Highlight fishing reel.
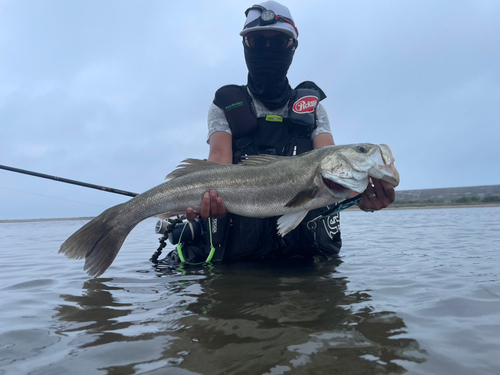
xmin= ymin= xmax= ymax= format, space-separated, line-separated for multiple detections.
xmin=155 ymin=216 xmax=202 ymax=245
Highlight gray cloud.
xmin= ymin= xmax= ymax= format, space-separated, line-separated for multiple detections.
xmin=1 ymin=0 xmax=499 ymax=219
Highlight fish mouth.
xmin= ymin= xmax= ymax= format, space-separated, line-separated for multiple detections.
xmin=369 ymin=145 xmax=400 ymax=187
xmin=369 ymin=163 xmax=400 ymax=187
xmin=322 ymin=177 xmax=350 ymax=194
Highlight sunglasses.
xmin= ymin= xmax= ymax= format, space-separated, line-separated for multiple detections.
xmin=244 ymin=34 xmax=294 ymax=52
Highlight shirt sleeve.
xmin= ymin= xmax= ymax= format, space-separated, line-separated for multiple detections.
xmin=311 ymin=102 xmax=332 ymax=139
xmin=207 ymin=103 xmax=232 ymax=144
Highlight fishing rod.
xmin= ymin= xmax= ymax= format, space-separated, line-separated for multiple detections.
xmin=0 ymin=164 xmax=139 ymax=198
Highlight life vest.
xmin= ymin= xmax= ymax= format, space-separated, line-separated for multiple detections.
xmin=213 ymin=81 xmax=326 ymax=162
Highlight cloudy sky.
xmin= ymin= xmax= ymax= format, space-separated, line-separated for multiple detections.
xmin=1 ymin=0 xmax=499 ymax=220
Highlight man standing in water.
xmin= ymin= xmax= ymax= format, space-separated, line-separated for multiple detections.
xmin=181 ymin=1 xmax=395 ymax=262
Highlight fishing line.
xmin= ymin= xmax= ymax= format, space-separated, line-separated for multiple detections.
xmin=0 ymin=185 xmax=109 ymax=208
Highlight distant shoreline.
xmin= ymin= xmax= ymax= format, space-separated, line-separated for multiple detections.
xmin=346 ymin=202 xmax=500 ymax=211
xmin=0 ymin=217 xmax=95 ymax=223
xmin=1 ymin=203 xmax=499 ymax=223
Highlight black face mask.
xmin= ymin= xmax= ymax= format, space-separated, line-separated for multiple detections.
xmin=244 ymin=41 xmax=297 ymax=110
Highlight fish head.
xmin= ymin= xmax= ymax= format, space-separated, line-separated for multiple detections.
xmin=319 ymin=143 xmax=400 ymax=195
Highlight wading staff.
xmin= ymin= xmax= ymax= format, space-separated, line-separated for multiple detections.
xmin=0 ymin=164 xmax=139 ymax=197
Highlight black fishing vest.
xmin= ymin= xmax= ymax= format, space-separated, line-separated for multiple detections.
xmin=213 ymin=81 xmax=326 ymax=162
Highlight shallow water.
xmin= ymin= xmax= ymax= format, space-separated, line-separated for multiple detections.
xmin=0 ymin=207 xmax=499 ymax=375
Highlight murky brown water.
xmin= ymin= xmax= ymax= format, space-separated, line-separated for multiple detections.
xmin=1 ymin=207 xmax=499 ymax=374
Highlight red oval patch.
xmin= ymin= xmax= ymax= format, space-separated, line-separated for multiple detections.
xmin=293 ymin=96 xmax=318 ymax=114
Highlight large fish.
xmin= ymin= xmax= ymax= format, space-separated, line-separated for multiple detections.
xmin=60 ymin=143 xmax=399 ymax=277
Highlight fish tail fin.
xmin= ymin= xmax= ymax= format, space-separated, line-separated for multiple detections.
xmin=59 ymin=202 xmax=135 ymax=277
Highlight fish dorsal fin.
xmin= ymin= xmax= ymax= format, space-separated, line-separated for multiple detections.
xmin=165 ymin=159 xmax=227 ymax=180
xmin=241 ymin=154 xmax=287 ymax=167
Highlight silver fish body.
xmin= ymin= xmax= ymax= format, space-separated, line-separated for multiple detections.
xmin=60 ymin=143 xmax=399 ymax=277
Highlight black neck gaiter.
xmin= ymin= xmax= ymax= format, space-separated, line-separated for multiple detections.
xmin=244 ymin=43 xmax=296 ymax=111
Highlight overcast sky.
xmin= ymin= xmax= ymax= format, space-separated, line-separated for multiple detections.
xmin=1 ymin=0 xmax=499 ymax=220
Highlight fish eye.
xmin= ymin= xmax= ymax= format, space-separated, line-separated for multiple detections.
xmin=357 ymin=146 xmax=367 ymax=153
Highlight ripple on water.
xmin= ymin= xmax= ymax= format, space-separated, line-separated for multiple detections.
xmin=0 ymin=329 xmax=60 ymax=366
xmin=2 ymin=279 xmax=57 ymax=291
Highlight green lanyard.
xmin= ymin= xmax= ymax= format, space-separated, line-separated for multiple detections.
xmin=176 ymin=218 xmax=216 ymax=265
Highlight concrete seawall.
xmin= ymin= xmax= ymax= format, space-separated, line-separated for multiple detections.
xmin=395 ymin=184 xmax=500 ymax=203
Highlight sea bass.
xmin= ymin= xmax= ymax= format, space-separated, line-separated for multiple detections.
xmin=60 ymin=143 xmax=399 ymax=277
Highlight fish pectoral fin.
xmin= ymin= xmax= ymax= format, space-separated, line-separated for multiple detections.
xmin=277 ymin=211 xmax=309 ymax=237
xmin=285 ymin=186 xmax=319 ymax=208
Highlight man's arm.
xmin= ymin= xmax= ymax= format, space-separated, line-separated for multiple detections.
xmin=185 ymin=132 xmax=231 ymax=221
xmin=312 ymin=132 xmax=334 ymax=149
xmin=207 ymin=131 xmax=233 ymax=164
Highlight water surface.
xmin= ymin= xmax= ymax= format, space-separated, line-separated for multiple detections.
xmin=1 ymin=207 xmax=499 ymax=374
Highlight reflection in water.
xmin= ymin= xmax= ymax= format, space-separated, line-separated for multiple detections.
xmin=55 ymin=279 xmax=134 ymax=348
xmin=53 ymin=258 xmax=426 ymax=374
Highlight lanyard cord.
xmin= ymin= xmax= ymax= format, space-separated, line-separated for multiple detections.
xmin=176 ymin=218 xmax=216 ymax=265
xmin=307 ymin=194 xmax=362 ymax=230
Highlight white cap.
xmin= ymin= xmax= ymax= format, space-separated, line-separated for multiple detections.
xmin=240 ymin=1 xmax=298 ymax=39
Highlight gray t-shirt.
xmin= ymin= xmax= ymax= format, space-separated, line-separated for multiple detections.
xmin=207 ymin=89 xmax=332 ymax=143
